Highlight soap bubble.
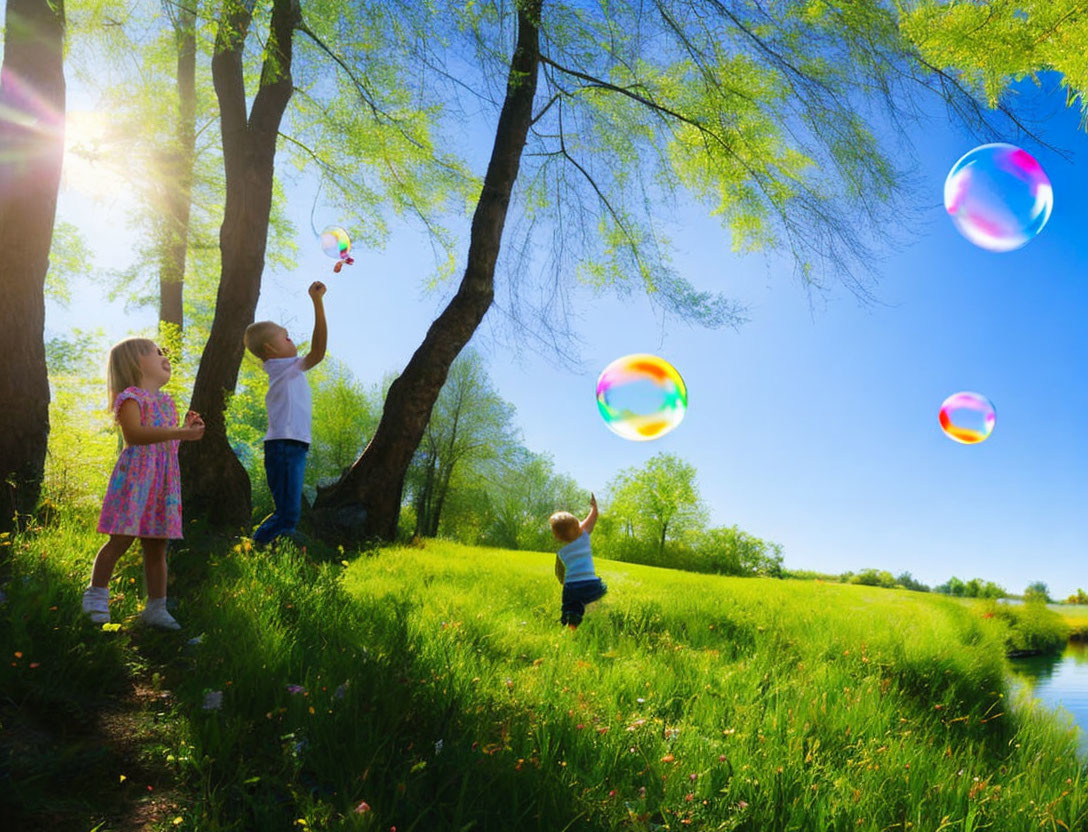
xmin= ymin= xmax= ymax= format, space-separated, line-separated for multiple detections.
xmin=320 ymin=226 xmax=351 ymax=260
xmin=596 ymin=354 xmax=687 ymax=441
xmin=944 ymin=143 xmax=1052 ymax=252
xmin=939 ymin=392 xmax=995 ymax=444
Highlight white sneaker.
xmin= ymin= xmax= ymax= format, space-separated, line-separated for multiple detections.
xmin=140 ymin=598 xmax=181 ymax=630
xmin=82 ymin=587 xmax=110 ymax=624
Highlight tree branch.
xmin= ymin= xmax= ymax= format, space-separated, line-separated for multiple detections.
xmin=540 ymin=55 xmax=686 ymax=124
xmin=909 ymin=52 xmax=1068 ymax=160
xmin=211 ymin=0 xmax=254 ymax=168
xmin=295 ymin=18 xmax=420 ymax=147
xmin=249 ymin=0 xmax=300 ymax=137
xmin=530 ymin=91 xmax=562 ymax=126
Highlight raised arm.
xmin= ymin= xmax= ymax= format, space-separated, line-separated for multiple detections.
xmin=301 ymin=281 xmax=327 ymax=371
xmin=117 ymin=400 xmax=204 ymax=446
xmin=579 ymin=492 xmax=598 ymax=536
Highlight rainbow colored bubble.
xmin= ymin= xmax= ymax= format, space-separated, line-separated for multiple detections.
xmin=596 ymin=354 xmax=687 ymax=441
xmin=320 ymin=226 xmax=352 ymax=260
xmin=939 ymin=392 xmax=995 ymax=444
xmin=944 ymin=143 xmax=1052 ymax=252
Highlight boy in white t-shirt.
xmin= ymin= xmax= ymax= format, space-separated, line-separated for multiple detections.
xmin=243 ymin=281 xmax=327 ymax=546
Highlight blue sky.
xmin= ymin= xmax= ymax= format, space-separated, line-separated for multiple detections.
xmin=49 ymin=69 xmax=1087 ymax=598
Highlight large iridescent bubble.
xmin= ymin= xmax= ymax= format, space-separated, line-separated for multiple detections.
xmin=596 ymin=354 xmax=687 ymax=441
xmin=939 ymin=392 xmax=995 ymax=445
xmin=944 ymin=143 xmax=1052 ymax=252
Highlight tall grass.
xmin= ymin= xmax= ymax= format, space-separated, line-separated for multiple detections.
xmin=2 ymin=523 xmax=1086 ymax=831
xmin=1052 ymin=606 xmax=1088 ymax=641
xmin=973 ymin=600 xmax=1071 ymax=654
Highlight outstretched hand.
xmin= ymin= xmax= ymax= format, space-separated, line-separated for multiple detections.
xmin=309 ymin=280 xmax=327 ymax=300
xmin=184 ymin=411 xmax=205 ymax=440
xmin=589 ymin=492 xmax=597 ymax=511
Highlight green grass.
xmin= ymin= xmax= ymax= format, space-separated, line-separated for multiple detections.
xmin=1057 ymin=608 xmax=1088 ymax=641
xmin=979 ymin=601 xmax=1072 ymax=655
xmin=2 ymin=521 xmax=1087 ymax=831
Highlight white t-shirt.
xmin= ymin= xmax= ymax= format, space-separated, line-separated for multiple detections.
xmin=558 ymin=531 xmax=597 ymax=583
xmin=263 ymin=357 xmax=311 ymax=443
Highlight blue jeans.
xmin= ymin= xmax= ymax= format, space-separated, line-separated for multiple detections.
xmin=253 ymin=439 xmax=308 ymax=545
xmin=560 ymin=578 xmax=608 ymax=626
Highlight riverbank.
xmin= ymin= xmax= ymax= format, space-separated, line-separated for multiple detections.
xmin=1008 ymin=641 xmax=1088 ymax=758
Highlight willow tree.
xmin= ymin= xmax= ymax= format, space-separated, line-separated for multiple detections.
xmin=172 ymin=0 xmax=302 ymax=526
xmin=0 ymin=0 xmax=65 ymax=532
xmin=92 ymin=0 xmax=202 ymax=331
xmin=312 ymin=0 xmax=1053 ymax=543
xmin=901 ymin=0 xmax=1088 ymax=117
xmin=156 ymin=0 xmax=198 ymax=332
xmin=62 ymin=0 xmax=208 ymax=339
xmin=177 ymin=0 xmax=466 ymax=528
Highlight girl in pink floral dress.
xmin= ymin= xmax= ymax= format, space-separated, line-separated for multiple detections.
xmin=81 ymin=338 xmax=205 ymax=629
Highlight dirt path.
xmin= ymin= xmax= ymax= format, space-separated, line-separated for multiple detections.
xmin=3 ymin=636 xmax=188 ymax=832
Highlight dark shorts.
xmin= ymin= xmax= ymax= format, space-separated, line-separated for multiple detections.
xmin=560 ymin=578 xmax=608 ymax=626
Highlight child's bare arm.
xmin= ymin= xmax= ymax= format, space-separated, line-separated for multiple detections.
xmin=301 ymin=281 xmax=327 ymax=371
xmin=554 ymin=556 xmax=565 ymax=584
xmin=117 ymin=400 xmax=203 ymax=445
xmin=579 ymin=492 xmax=599 ymax=536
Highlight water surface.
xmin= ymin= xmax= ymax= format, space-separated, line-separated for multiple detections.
xmin=1009 ymin=640 xmax=1088 ymax=756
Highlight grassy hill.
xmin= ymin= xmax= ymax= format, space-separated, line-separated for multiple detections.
xmin=2 ymin=523 xmax=1086 ymax=831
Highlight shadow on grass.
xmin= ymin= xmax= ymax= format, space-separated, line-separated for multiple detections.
xmin=158 ymin=532 xmax=621 ymax=831
xmin=0 ymin=537 xmax=182 ymax=832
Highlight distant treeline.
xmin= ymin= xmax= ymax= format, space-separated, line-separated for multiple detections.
xmin=782 ymin=570 xmax=1085 ymax=606
xmin=39 ymin=338 xmax=1079 ymax=596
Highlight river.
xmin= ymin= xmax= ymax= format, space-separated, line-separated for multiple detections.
xmin=1008 ymin=640 xmax=1088 ymax=756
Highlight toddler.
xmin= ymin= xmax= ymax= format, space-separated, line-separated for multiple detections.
xmin=243 ymin=281 xmax=327 ymax=546
xmin=82 ymin=338 xmax=205 ymax=629
xmin=551 ymin=493 xmax=608 ymax=628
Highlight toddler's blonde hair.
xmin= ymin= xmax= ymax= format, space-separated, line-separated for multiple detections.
xmin=244 ymin=321 xmax=281 ymax=360
xmin=549 ymin=511 xmax=580 ymax=543
xmin=106 ymin=337 xmax=156 ymax=410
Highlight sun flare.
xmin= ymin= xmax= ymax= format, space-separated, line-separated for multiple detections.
xmin=62 ymin=109 xmax=137 ymax=206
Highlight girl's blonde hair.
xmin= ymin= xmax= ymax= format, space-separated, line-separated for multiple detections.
xmin=106 ymin=337 xmax=156 ymax=409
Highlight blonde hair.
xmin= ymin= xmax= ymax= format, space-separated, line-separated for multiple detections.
xmin=106 ymin=337 xmax=156 ymax=409
xmin=549 ymin=511 xmax=580 ymax=543
xmin=244 ymin=321 xmax=281 ymax=360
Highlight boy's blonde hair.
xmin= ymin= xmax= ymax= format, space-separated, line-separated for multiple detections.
xmin=244 ymin=321 xmax=281 ymax=359
xmin=106 ymin=337 xmax=156 ymax=409
xmin=549 ymin=511 xmax=580 ymax=543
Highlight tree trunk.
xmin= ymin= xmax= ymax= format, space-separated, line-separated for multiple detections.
xmin=659 ymin=520 xmax=668 ymax=559
xmin=430 ymin=461 xmax=456 ymax=537
xmin=178 ymin=0 xmax=299 ymax=530
xmin=157 ymin=3 xmax=197 ymax=332
xmin=430 ymin=390 xmax=464 ymax=537
xmin=312 ymin=0 xmax=542 ymax=544
xmin=413 ymin=449 xmax=436 ymax=538
xmin=0 ymin=0 xmax=65 ymax=532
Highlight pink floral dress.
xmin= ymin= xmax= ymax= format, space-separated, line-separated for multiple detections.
xmin=97 ymin=387 xmax=183 ymax=539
